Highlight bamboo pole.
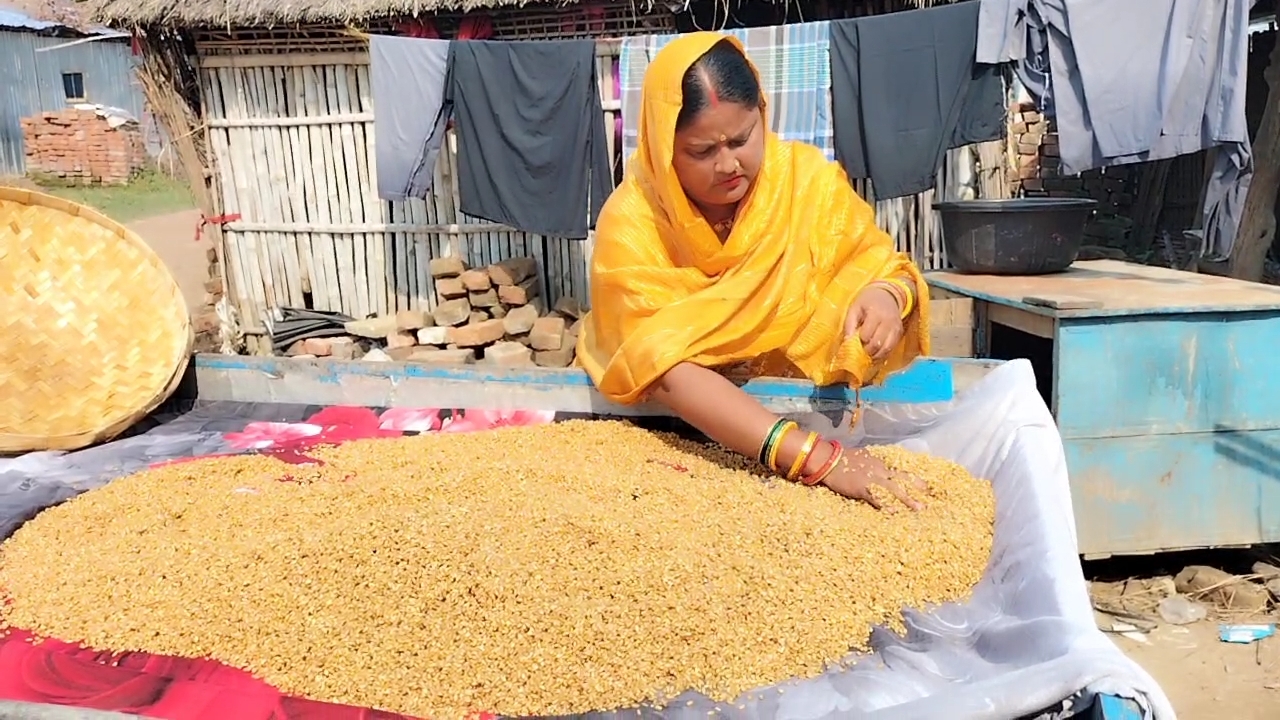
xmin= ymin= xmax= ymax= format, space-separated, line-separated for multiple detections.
xmin=208 ymin=113 xmax=374 ymax=128
xmin=320 ymin=65 xmax=357 ymax=316
xmin=266 ymin=65 xmax=307 ymax=306
xmin=349 ymin=63 xmax=385 ymax=315
xmin=249 ymin=65 xmax=297 ymax=309
xmin=362 ymin=64 xmax=391 ymax=317
xmin=199 ymin=69 xmax=243 ymax=311
xmin=333 ymin=64 xmax=370 ymax=319
xmin=280 ymin=66 xmax=314 ymax=298
xmin=292 ymin=65 xmax=330 ymax=309
xmin=220 ymin=66 xmax=271 ymax=340
xmin=304 ymin=64 xmax=343 ymax=312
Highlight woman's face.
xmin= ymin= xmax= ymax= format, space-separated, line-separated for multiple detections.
xmin=672 ymin=101 xmax=765 ymax=212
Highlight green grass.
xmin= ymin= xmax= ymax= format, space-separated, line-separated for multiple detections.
xmin=31 ymin=169 xmax=195 ymax=223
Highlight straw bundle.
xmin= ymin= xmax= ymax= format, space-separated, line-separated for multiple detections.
xmin=0 ymin=187 xmax=191 ymax=454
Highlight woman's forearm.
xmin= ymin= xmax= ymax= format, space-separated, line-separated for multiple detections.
xmin=649 ymin=362 xmax=826 ymax=476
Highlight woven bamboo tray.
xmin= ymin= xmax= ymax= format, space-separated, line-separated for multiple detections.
xmin=0 ymin=187 xmax=192 ymax=454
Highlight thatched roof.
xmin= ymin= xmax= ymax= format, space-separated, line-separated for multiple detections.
xmin=86 ymin=0 xmax=654 ymax=27
xmin=86 ymin=0 xmax=953 ymax=32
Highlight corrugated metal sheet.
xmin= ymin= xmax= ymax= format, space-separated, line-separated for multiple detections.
xmin=0 ymin=7 xmax=61 ymax=31
xmin=0 ymin=30 xmax=148 ymax=175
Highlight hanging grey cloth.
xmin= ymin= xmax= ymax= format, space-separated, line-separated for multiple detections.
xmin=369 ymin=35 xmax=452 ymax=202
xmin=831 ymin=0 xmax=1005 ymax=201
xmin=445 ymin=39 xmax=613 ymax=239
xmin=976 ymin=0 xmax=1256 ymax=259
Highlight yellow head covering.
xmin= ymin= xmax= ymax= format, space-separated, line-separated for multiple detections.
xmin=577 ymin=32 xmax=930 ymax=405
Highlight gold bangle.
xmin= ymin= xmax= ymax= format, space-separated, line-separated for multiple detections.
xmin=870 ymin=280 xmax=906 ymax=311
xmin=882 ymin=277 xmax=916 ymax=319
xmin=786 ymin=431 xmax=820 ymax=481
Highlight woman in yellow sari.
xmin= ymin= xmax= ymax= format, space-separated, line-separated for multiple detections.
xmin=577 ymin=33 xmax=931 ymax=509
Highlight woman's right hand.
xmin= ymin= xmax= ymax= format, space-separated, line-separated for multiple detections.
xmin=818 ymin=448 xmax=926 ymax=511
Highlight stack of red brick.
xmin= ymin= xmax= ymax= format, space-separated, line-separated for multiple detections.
xmin=1008 ymin=103 xmax=1073 ymax=196
xmin=21 ymin=109 xmax=146 ymax=185
xmin=191 ymin=245 xmax=225 ymax=353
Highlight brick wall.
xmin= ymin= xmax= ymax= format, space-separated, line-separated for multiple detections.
xmin=192 ymin=243 xmax=225 ymax=353
xmin=21 ymin=109 xmax=147 ymax=185
xmin=1007 ymin=101 xmax=1140 ymax=251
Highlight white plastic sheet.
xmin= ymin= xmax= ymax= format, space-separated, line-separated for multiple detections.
xmin=0 ymin=361 xmax=1175 ymax=719
xmin=713 ymin=358 xmax=1177 ymax=719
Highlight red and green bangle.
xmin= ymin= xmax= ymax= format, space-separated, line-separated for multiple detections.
xmin=757 ymin=418 xmax=794 ymax=470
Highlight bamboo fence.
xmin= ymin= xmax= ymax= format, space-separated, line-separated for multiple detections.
xmin=199 ymin=49 xmax=621 ymax=343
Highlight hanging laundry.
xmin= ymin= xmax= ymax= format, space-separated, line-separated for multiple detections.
xmin=369 ymin=35 xmax=451 ymax=202
xmin=976 ymin=0 xmax=1255 ymax=259
xmin=445 ymin=39 xmax=612 ymax=239
xmin=830 ymin=0 xmax=1005 ymax=201
xmin=619 ymin=22 xmax=833 ymax=169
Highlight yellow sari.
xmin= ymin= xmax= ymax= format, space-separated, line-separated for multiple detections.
xmin=576 ymin=32 xmax=931 ymax=405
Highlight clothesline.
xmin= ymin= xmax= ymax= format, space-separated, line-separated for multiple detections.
xmin=345 ymin=25 xmax=625 ymax=56
xmin=367 ymin=3 xmax=1005 ymax=241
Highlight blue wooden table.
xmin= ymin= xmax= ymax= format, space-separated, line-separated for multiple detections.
xmin=928 ymin=259 xmax=1280 ymax=558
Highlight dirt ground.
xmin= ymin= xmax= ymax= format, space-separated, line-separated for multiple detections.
xmin=127 ymin=207 xmax=210 ymax=311
xmin=1112 ymin=619 xmax=1279 ymax=718
xmin=1088 ymin=550 xmax=1280 ymax=718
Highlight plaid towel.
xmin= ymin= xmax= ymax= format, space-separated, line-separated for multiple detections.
xmin=620 ymin=22 xmax=833 ymax=170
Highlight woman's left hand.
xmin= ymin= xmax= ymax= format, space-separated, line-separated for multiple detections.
xmin=845 ymin=285 xmax=903 ymax=361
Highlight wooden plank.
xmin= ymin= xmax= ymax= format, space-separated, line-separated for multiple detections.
xmin=928 ymin=287 xmax=966 ymax=302
xmin=930 ymin=297 xmax=974 ymax=327
xmin=1056 ymin=311 xmax=1280 ymax=438
xmin=1022 ymin=294 xmax=1104 ymax=310
xmin=929 ymin=327 xmax=974 ymax=358
xmin=929 ymin=260 xmax=1280 ymax=316
xmin=208 ymin=113 xmax=374 ymax=128
xmin=226 ymin=221 xmax=517 ymax=235
xmin=988 ymin=302 xmax=1055 ymax=339
xmin=928 ymin=297 xmax=976 ymax=358
xmin=1066 ymin=430 xmax=1280 ymax=556
xmin=201 ymin=52 xmax=369 ymax=68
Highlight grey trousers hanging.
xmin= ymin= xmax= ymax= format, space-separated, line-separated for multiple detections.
xmin=445 ymin=39 xmax=613 ymax=239
xmin=976 ymin=0 xmax=1255 ymax=259
xmin=369 ymin=35 xmax=452 ymax=202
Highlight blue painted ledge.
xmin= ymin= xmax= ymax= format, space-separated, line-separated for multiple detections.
xmin=192 ymin=355 xmax=1000 ymax=413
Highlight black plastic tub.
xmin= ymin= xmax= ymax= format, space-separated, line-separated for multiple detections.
xmin=934 ymin=198 xmax=1099 ymax=275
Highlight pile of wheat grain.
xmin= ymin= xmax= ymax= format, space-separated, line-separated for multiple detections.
xmin=0 ymin=420 xmax=994 ymax=719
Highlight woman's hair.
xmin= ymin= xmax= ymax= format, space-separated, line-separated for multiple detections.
xmin=675 ymin=39 xmax=762 ymax=130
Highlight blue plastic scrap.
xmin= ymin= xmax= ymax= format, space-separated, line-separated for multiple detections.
xmin=1218 ymin=624 xmax=1276 ymax=644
